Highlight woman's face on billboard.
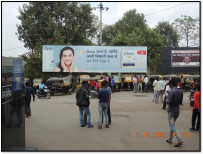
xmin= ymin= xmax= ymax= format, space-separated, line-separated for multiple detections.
xmin=62 ymin=50 xmax=74 ymax=66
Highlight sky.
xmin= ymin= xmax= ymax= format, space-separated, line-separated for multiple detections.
xmin=2 ymin=1 xmax=200 ymax=57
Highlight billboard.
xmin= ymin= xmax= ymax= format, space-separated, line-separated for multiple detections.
xmin=42 ymin=45 xmax=147 ymax=73
xmin=162 ymin=47 xmax=200 ymax=73
xmin=171 ymin=50 xmax=200 ymax=67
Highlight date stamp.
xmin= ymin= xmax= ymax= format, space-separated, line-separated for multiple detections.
xmin=133 ymin=132 xmax=190 ymax=138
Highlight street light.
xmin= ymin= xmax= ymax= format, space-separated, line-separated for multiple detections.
xmin=93 ymin=2 xmax=109 ymax=46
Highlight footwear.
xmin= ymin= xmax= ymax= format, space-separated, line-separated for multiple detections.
xmin=189 ymin=128 xmax=195 ymax=132
xmin=80 ymin=125 xmax=85 ymax=127
xmin=105 ymin=125 xmax=109 ymax=128
xmin=175 ymin=141 xmax=183 ymax=147
xmin=162 ymin=107 xmax=166 ymax=109
xmin=87 ymin=125 xmax=94 ymax=128
xmin=195 ymin=128 xmax=200 ymax=132
xmin=108 ymin=122 xmax=111 ymax=125
xmin=98 ymin=125 xmax=102 ymax=129
xmin=166 ymin=140 xmax=172 ymax=144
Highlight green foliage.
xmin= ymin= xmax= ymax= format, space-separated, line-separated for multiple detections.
xmin=17 ymin=2 xmax=98 ymax=51
xmin=173 ymin=15 xmax=199 ymax=47
xmin=154 ymin=21 xmax=179 ymax=47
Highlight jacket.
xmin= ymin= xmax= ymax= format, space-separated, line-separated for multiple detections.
xmin=76 ymin=87 xmax=90 ymax=107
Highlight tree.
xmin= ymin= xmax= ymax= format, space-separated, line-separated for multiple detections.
xmin=102 ymin=9 xmax=147 ymax=46
xmin=16 ymin=2 xmax=98 ymax=53
xmin=154 ymin=21 xmax=179 ymax=47
xmin=173 ymin=15 xmax=199 ymax=47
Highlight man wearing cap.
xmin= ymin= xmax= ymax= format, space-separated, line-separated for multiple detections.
xmin=76 ymin=81 xmax=94 ymax=128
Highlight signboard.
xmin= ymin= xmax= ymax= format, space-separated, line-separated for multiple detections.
xmin=13 ymin=59 xmax=22 ymax=91
xmin=171 ymin=50 xmax=200 ymax=67
xmin=42 ymin=45 xmax=147 ymax=73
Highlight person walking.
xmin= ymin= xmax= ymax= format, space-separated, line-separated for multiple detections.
xmin=76 ymin=81 xmax=94 ymax=128
xmin=162 ymin=83 xmax=171 ymax=109
xmin=98 ymin=81 xmax=109 ymax=129
xmin=152 ymin=78 xmax=158 ymax=102
xmin=166 ymin=80 xmax=183 ymax=147
xmin=189 ymin=85 xmax=200 ymax=132
xmin=25 ymin=82 xmax=35 ymax=117
xmin=133 ymin=75 xmax=138 ymax=93
xmin=155 ymin=77 xmax=165 ymax=104
xmin=144 ymin=75 xmax=148 ymax=93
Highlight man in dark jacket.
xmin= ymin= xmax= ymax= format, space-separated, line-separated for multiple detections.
xmin=25 ymin=82 xmax=35 ymax=117
xmin=166 ymin=80 xmax=183 ymax=147
xmin=76 ymin=81 xmax=94 ymax=128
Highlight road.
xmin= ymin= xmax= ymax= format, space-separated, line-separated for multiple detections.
xmin=25 ymin=91 xmax=200 ymax=151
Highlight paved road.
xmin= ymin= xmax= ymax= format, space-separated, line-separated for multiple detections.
xmin=25 ymin=91 xmax=200 ymax=151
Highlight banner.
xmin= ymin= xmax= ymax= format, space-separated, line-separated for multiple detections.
xmin=42 ymin=45 xmax=147 ymax=73
xmin=171 ymin=50 xmax=200 ymax=67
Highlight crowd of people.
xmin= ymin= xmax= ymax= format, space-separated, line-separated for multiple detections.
xmin=76 ymin=74 xmax=200 ymax=148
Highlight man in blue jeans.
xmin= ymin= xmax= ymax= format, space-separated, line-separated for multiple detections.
xmin=166 ymin=80 xmax=183 ymax=147
xmin=76 ymin=81 xmax=94 ymax=128
xmin=98 ymin=81 xmax=109 ymax=129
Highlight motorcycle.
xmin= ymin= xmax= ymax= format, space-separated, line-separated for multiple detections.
xmin=189 ymin=89 xmax=195 ymax=107
xmin=36 ymin=87 xmax=50 ymax=99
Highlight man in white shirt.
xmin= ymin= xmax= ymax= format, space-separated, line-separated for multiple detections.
xmin=152 ymin=78 xmax=158 ymax=102
xmin=133 ymin=75 xmax=137 ymax=93
xmin=155 ymin=77 xmax=166 ymax=104
xmin=144 ymin=75 xmax=148 ymax=93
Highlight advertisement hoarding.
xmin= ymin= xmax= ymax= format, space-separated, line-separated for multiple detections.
xmin=171 ymin=50 xmax=200 ymax=67
xmin=42 ymin=45 xmax=147 ymax=73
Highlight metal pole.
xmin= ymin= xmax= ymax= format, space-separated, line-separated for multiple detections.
xmin=100 ymin=2 xmax=102 ymax=46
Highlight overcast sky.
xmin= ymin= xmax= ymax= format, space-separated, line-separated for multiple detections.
xmin=2 ymin=1 xmax=200 ymax=57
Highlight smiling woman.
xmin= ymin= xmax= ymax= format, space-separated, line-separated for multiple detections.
xmin=54 ymin=47 xmax=75 ymax=72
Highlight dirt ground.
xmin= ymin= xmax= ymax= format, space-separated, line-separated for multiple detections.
xmin=25 ymin=91 xmax=200 ymax=151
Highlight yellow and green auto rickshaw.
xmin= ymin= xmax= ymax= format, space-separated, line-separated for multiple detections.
xmin=112 ymin=75 xmax=122 ymax=92
xmin=46 ymin=76 xmax=74 ymax=95
xmin=76 ymin=75 xmax=90 ymax=90
xmin=121 ymin=75 xmax=134 ymax=91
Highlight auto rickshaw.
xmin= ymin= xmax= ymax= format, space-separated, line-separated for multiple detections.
xmin=46 ymin=76 xmax=73 ymax=95
xmin=147 ymin=75 xmax=162 ymax=91
xmin=76 ymin=75 xmax=90 ymax=90
xmin=33 ymin=78 xmax=42 ymax=94
xmin=95 ymin=75 xmax=105 ymax=89
xmin=112 ymin=75 xmax=122 ymax=92
xmin=181 ymin=74 xmax=200 ymax=91
xmin=121 ymin=75 xmax=134 ymax=91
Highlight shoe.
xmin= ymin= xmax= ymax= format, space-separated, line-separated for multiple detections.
xmin=108 ymin=122 xmax=111 ymax=125
xmin=98 ymin=125 xmax=102 ymax=129
xmin=88 ymin=125 xmax=94 ymax=128
xmin=195 ymin=128 xmax=200 ymax=132
xmin=105 ymin=125 xmax=109 ymax=128
xmin=162 ymin=107 xmax=166 ymax=110
xmin=80 ymin=125 xmax=85 ymax=127
xmin=175 ymin=141 xmax=183 ymax=147
xmin=166 ymin=140 xmax=172 ymax=144
xmin=189 ymin=128 xmax=195 ymax=132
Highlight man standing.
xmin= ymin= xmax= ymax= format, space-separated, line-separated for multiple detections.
xmin=133 ymin=75 xmax=137 ymax=93
xmin=189 ymin=85 xmax=200 ymax=132
xmin=137 ymin=75 xmax=142 ymax=92
xmin=76 ymin=81 xmax=94 ymax=128
xmin=25 ymin=82 xmax=35 ymax=117
xmin=144 ymin=75 xmax=148 ymax=93
xmin=39 ymin=80 xmax=45 ymax=95
xmin=166 ymin=80 xmax=183 ymax=147
xmin=155 ymin=77 xmax=165 ymax=104
xmin=98 ymin=81 xmax=109 ymax=129
xmin=152 ymin=78 xmax=158 ymax=102
xmin=111 ymin=76 xmax=115 ymax=93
